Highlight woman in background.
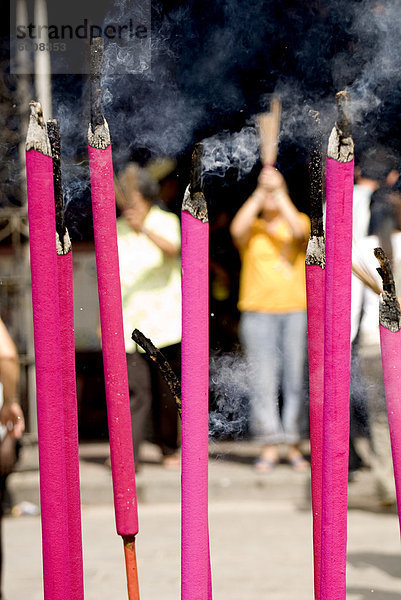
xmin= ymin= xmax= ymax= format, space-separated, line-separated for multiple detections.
xmin=230 ymin=165 xmax=310 ymax=472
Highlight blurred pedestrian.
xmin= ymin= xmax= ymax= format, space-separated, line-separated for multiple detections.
xmin=230 ymin=165 xmax=310 ymax=471
xmin=352 ymin=184 xmax=401 ymax=504
xmin=349 ymin=147 xmax=400 ymax=475
xmin=116 ymin=164 xmax=181 ymax=469
xmin=0 ymin=318 xmax=24 ymax=600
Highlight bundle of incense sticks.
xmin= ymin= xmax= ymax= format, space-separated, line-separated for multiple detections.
xmin=181 ymin=144 xmax=211 ymax=600
xmin=47 ymin=118 xmax=84 ymax=600
xmin=87 ymin=37 xmax=139 ymax=599
xmin=305 ymin=110 xmax=325 ymax=600
xmin=257 ymin=96 xmax=282 ymax=166
xmin=321 ymin=91 xmax=354 ymax=600
xmin=26 ymin=101 xmax=72 ymax=600
xmin=352 ymin=241 xmax=382 ymax=295
xmin=375 ymin=247 xmax=401 ymax=531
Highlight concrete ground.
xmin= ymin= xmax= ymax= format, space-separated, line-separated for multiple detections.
xmin=2 ymin=440 xmax=401 ymax=599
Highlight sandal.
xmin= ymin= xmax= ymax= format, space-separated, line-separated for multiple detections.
xmin=288 ymin=455 xmax=309 ymax=472
xmin=253 ymin=457 xmax=277 ymax=473
xmin=162 ymin=453 xmax=181 ymax=469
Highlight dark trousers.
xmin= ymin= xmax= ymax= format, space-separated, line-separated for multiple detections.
xmin=127 ymin=344 xmax=181 ymax=464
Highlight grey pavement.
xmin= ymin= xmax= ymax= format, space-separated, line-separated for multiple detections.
xmin=2 ymin=439 xmax=401 ymax=599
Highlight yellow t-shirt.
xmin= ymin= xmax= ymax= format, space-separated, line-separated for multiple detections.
xmin=238 ymin=214 xmax=310 ymax=313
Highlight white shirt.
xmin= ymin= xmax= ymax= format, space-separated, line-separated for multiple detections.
xmin=352 ymin=184 xmax=374 ymax=241
xmin=351 ymin=232 xmax=401 ymax=347
xmin=117 ymin=205 xmax=182 ymax=353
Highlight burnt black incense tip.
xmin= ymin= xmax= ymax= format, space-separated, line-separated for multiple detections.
xmin=374 ymin=247 xmax=401 ymax=331
xmin=335 ymin=90 xmax=352 ymax=139
xmin=90 ymin=37 xmax=104 ymax=133
xmin=47 ymin=119 xmax=71 ymax=255
xmin=26 ymin=101 xmax=52 ymax=156
xmin=308 ymin=110 xmax=324 ymax=239
xmin=374 ymin=247 xmax=396 ymax=296
xmin=184 ymin=143 xmax=208 ymax=222
xmin=190 ymin=143 xmax=204 ymax=195
xmin=47 ymin=119 xmax=66 ymax=239
xmin=327 ymin=91 xmax=354 ymax=162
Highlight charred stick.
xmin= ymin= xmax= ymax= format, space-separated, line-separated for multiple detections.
xmin=88 ymin=37 xmax=110 ymax=149
xmin=181 ymin=145 xmax=210 ymax=600
xmin=375 ymin=249 xmax=401 ymax=529
xmin=308 ymin=110 xmax=324 ymax=239
xmin=87 ymin=34 xmax=140 ymax=600
xmin=305 ymin=108 xmax=325 ymax=600
xmin=90 ymin=37 xmax=104 ymax=134
xmin=374 ymin=247 xmax=401 ymax=332
xmin=190 ymin=142 xmax=203 ymax=195
xmin=182 ymin=143 xmax=208 ymax=223
xmin=321 ymin=90 xmax=354 ymax=600
xmin=26 ymin=100 xmax=71 ymax=599
xmin=328 ymin=90 xmax=354 ymax=163
xmin=336 ymin=90 xmax=352 ymax=140
xmin=48 ymin=117 xmax=84 ymax=600
xmin=131 ymin=329 xmax=181 ymax=417
xmin=47 ymin=119 xmax=71 ymax=255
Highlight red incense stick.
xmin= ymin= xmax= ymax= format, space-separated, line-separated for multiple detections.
xmin=305 ymin=111 xmax=325 ymax=600
xmin=375 ymin=248 xmax=401 ymax=529
xmin=321 ymin=92 xmax=354 ymax=600
xmin=48 ymin=119 xmax=84 ymax=600
xmin=26 ymin=101 xmax=71 ymax=600
xmin=87 ymin=38 xmax=139 ymax=597
xmin=181 ymin=144 xmax=210 ymax=600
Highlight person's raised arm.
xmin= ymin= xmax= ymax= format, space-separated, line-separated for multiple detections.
xmin=258 ymin=166 xmax=308 ymax=242
xmin=230 ymin=187 xmax=265 ymax=248
xmin=0 ymin=318 xmax=24 ymax=439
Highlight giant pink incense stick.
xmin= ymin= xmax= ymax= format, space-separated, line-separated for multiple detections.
xmin=26 ymin=102 xmax=71 ymax=600
xmin=305 ymin=111 xmax=325 ymax=600
xmin=375 ymin=248 xmax=401 ymax=531
xmin=321 ymin=92 xmax=354 ymax=600
xmin=87 ymin=38 xmax=139 ymax=597
xmin=48 ymin=119 xmax=84 ymax=600
xmin=181 ymin=144 xmax=210 ymax=600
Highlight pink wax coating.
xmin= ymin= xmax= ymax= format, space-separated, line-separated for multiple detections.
xmin=26 ymin=149 xmax=71 ymax=600
xmin=321 ymin=157 xmax=354 ymax=600
xmin=379 ymin=324 xmax=401 ymax=532
xmin=57 ymin=251 xmax=84 ymax=600
xmin=181 ymin=210 xmax=210 ymax=600
xmin=88 ymin=144 xmax=138 ymax=537
xmin=306 ymin=263 xmax=325 ymax=600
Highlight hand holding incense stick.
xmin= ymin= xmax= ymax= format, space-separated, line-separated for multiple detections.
xmin=374 ymin=247 xmax=401 ymax=530
xmin=26 ymin=101 xmax=71 ymax=600
xmin=305 ymin=110 xmax=325 ymax=600
xmin=87 ymin=37 xmax=140 ymax=600
xmin=181 ymin=144 xmax=210 ymax=600
xmin=321 ymin=91 xmax=354 ymax=600
xmin=48 ymin=119 xmax=84 ymax=600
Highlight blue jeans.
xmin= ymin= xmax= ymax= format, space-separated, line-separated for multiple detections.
xmin=239 ymin=311 xmax=307 ymax=445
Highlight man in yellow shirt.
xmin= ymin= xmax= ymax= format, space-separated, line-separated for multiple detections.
xmin=230 ymin=165 xmax=310 ymax=471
